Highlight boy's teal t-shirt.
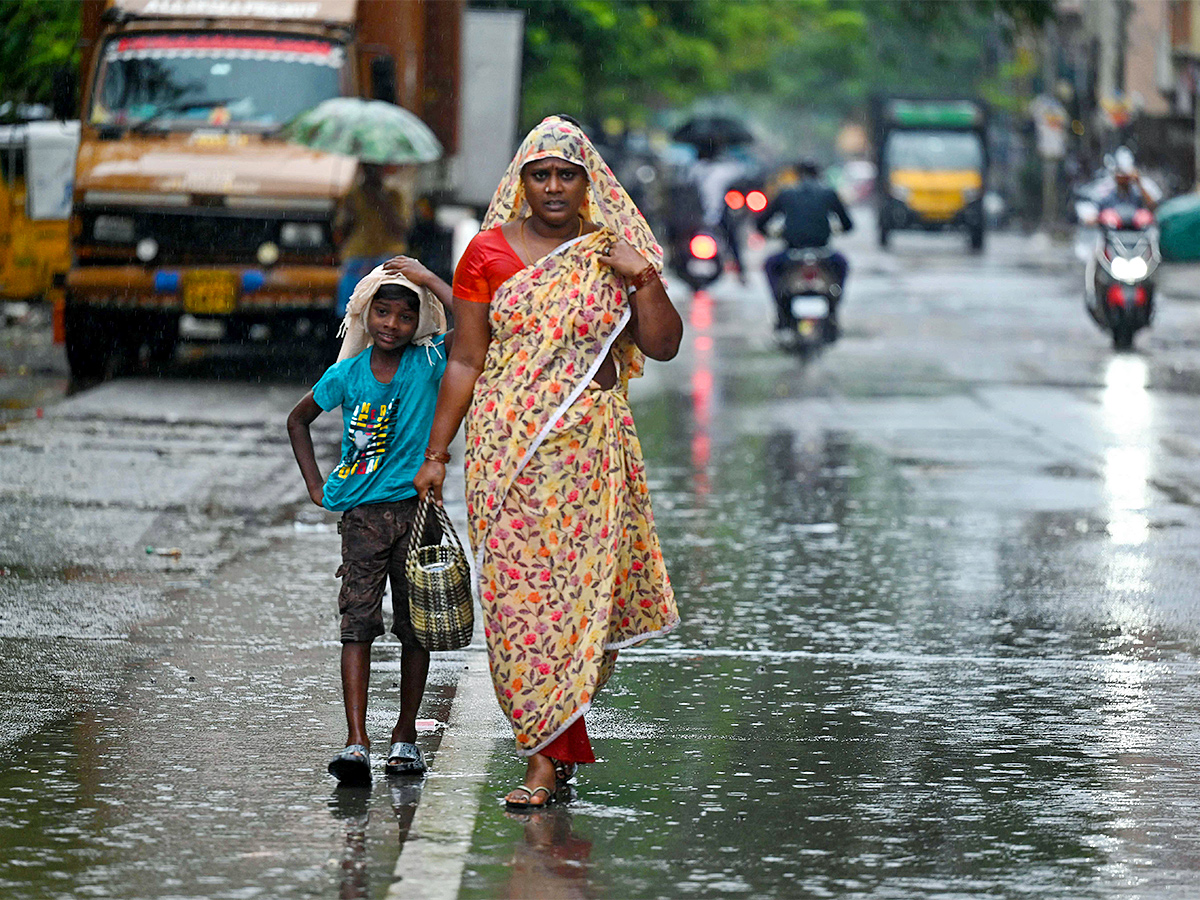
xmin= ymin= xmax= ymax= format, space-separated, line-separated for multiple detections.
xmin=312 ymin=336 xmax=447 ymax=511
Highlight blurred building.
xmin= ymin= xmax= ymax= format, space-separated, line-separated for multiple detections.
xmin=1056 ymin=0 xmax=1194 ymax=191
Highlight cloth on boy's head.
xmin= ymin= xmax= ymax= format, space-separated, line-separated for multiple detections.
xmin=482 ymin=115 xmax=663 ymax=271
xmin=336 ymin=263 xmax=446 ymax=363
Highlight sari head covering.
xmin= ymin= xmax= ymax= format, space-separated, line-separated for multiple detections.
xmin=482 ymin=115 xmax=663 ymax=270
xmin=336 ymin=263 xmax=447 ymax=363
xmin=466 ymin=115 xmax=678 ymax=758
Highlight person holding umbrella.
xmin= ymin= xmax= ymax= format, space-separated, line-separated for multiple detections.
xmin=336 ymin=162 xmax=412 ymax=318
xmin=283 ymin=98 xmax=444 ymax=319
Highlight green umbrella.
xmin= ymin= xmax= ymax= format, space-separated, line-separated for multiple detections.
xmin=282 ymin=98 xmax=442 ymax=165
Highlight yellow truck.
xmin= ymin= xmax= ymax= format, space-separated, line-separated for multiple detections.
xmin=0 ymin=121 xmax=79 ymax=306
xmin=871 ymin=96 xmax=988 ymax=252
xmin=58 ymin=0 xmax=461 ymax=378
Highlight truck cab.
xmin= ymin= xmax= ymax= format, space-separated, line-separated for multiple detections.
xmin=64 ymin=0 xmax=460 ymax=379
xmin=0 ymin=121 xmax=79 ymax=305
xmin=872 ymin=97 xmax=988 ymax=252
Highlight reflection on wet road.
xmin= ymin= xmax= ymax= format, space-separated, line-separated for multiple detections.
xmin=6 ymin=223 xmax=1200 ymax=897
xmin=455 ymin=227 xmax=1200 ymax=899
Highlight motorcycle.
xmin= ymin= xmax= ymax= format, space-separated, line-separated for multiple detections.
xmin=670 ymin=228 xmax=724 ymax=291
xmin=774 ymin=247 xmax=840 ymax=356
xmin=1081 ymin=201 xmax=1159 ymax=350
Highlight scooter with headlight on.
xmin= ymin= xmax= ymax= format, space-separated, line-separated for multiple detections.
xmin=1082 ymin=201 xmax=1159 ymax=350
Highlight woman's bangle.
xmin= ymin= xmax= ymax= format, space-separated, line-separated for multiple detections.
xmin=629 ymin=263 xmax=658 ymax=292
xmin=424 ymin=448 xmax=451 ymax=464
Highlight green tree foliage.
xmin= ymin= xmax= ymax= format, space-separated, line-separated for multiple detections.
xmin=474 ymin=0 xmax=818 ymax=127
xmin=0 ymin=0 xmax=80 ymax=113
xmin=472 ymin=0 xmax=1051 ymax=134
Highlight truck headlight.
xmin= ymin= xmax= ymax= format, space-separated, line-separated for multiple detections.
xmin=280 ymin=222 xmax=325 ymax=248
xmin=888 ymin=184 xmax=911 ymax=202
xmin=136 ymin=237 xmax=159 ymax=262
xmin=94 ymin=215 xmax=135 ymax=243
xmin=257 ymin=241 xmax=281 ymax=266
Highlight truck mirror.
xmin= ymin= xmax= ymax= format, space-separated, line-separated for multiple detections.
xmin=370 ymin=56 xmax=396 ymax=104
xmin=52 ymin=67 xmax=77 ymax=121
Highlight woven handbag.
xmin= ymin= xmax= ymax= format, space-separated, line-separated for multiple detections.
xmin=405 ymin=495 xmax=474 ymax=651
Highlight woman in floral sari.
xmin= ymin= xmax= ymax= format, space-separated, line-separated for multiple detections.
xmin=413 ymin=115 xmax=682 ymax=810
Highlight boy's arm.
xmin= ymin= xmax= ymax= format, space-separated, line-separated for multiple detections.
xmin=287 ymin=392 xmax=327 ymax=507
xmin=382 ymin=255 xmax=453 ymax=309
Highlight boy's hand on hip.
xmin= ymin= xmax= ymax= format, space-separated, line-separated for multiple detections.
xmin=309 ymin=486 xmax=324 ymax=507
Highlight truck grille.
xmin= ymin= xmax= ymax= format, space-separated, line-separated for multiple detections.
xmin=81 ymin=209 xmax=329 ymax=264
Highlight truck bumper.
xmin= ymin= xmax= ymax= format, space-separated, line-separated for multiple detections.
xmin=883 ymin=197 xmax=984 ymax=231
xmin=65 ymin=265 xmax=340 ymax=316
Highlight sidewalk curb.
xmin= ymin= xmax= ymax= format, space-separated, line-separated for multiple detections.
xmin=387 ymin=644 xmax=496 ymax=900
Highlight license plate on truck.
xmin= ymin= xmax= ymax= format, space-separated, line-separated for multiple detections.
xmin=182 ymin=271 xmax=237 ymax=314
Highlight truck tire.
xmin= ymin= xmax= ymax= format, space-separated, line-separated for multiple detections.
xmin=146 ymin=313 xmax=180 ymax=365
xmin=64 ymin=303 xmax=115 ymax=380
xmin=969 ymin=224 xmax=985 ymax=252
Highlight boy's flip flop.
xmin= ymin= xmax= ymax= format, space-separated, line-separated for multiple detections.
xmin=384 ymin=741 xmax=427 ymax=776
xmin=328 ymin=744 xmax=371 ymax=785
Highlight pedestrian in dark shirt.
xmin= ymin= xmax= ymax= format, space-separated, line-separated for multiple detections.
xmin=757 ymin=159 xmax=853 ymax=335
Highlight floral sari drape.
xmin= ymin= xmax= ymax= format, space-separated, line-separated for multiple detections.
xmin=464 ymin=228 xmax=677 ymax=755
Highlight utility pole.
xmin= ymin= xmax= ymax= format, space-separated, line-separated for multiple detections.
xmin=1042 ymin=19 xmax=1060 ymax=229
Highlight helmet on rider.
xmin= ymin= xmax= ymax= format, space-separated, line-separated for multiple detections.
xmin=1113 ymin=146 xmax=1136 ymax=187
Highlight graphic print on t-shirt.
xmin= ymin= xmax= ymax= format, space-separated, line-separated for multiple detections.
xmin=337 ymin=401 xmax=397 ymax=477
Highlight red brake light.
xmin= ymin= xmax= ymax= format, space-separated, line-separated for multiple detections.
xmin=1098 ymin=208 xmax=1122 ymax=229
xmin=724 ymin=190 xmax=745 ymax=210
xmin=1133 ymin=208 xmax=1154 ymax=229
xmin=746 ymin=190 xmax=768 ymax=212
xmin=690 ymin=234 xmax=719 ymax=260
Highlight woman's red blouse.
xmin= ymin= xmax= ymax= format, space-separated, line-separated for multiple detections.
xmin=452 ymin=226 xmax=525 ymax=304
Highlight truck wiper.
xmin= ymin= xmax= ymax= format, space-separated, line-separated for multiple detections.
xmin=128 ymin=98 xmax=235 ymax=134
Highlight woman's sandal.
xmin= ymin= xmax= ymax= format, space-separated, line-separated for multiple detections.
xmin=504 ymin=785 xmax=556 ymax=811
xmin=328 ymin=744 xmax=371 ymax=785
xmin=552 ymin=759 xmax=578 ymax=789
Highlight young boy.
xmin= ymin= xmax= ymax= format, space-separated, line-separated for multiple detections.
xmin=288 ymin=257 xmax=453 ymax=784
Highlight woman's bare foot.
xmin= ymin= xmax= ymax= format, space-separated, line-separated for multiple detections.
xmin=503 ymin=752 xmax=557 ymax=808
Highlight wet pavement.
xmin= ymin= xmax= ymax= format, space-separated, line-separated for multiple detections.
xmin=5 ymin=216 xmax=1200 ymax=898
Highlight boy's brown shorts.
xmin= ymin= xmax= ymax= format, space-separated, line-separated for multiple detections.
xmin=335 ymin=498 xmax=441 ymax=646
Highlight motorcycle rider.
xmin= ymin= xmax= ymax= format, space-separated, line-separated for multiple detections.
xmin=1097 ymin=147 xmax=1160 ymax=213
xmin=691 ymin=138 xmax=749 ymax=280
xmin=757 ymin=158 xmax=853 ymax=339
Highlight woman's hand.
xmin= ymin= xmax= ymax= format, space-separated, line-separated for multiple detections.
xmin=598 ymin=239 xmax=652 ymax=280
xmin=383 ymin=255 xmax=436 ymax=287
xmin=414 ymin=459 xmax=446 ymax=505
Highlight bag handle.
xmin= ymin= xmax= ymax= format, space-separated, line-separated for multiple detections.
xmin=408 ymin=492 xmax=466 ymax=556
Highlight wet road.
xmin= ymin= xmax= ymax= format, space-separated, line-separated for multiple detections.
xmin=5 ymin=218 xmax=1200 ymax=898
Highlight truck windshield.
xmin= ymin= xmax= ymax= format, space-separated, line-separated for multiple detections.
xmin=90 ymin=32 xmax=344 ymax=131
xmin=884 ymin=131 xmax=984 ymax=172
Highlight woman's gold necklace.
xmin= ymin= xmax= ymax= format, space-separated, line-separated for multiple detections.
xmin=519 ymin=215 xmax=583 ymax=265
